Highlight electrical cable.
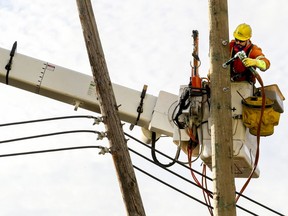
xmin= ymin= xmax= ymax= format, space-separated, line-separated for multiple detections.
xmin=0 ymin=146 xmax=110 ymax=158
xmin=0 ymin=124 xmax=281 ymax=215
xmin=0 ymin=122 xmax=214 ymax=212
xmin=133 ymin=164 xmax=213 ymax=209
xmin=0 ymin=115 xmax=100 ymax=127
xmin=0 ymin=143 xmax=214 ymax=212
xmin=0 ymin=140 xmax=259 ymax=216
xmin=187 ymin=126 xmax=214 ymax=215
xmin=202 ymin=164 xmax=213 ymax=215
xmin=172 ymin=87 xmax=191 ymax=129
xmin=225 ymin=51 xmax=266 ymax=204
xmin=151 ymin=131 xmax=181 ymax=167
xmin=128 ymin=146 xmax=212 ymax=193
xmin=0 ymin=115 xmax=208 ymax=207
xmin=236 ymin=70 xmax=265 ymax=203
xmin=236 ymin=193 xmax=285 ymax=216
xmin=0 ymin=130 xmax=103 ymax=145
xmin=0 ymin=116 xmax=283 ymax=215
xmin=0 ymin=141 xmax=256 ymax=215
xmin=125 ymin=132 xmax=209 ymax=180
xmin=125 ymin=132 xmax=285 ymax=216
xmin=0 ymin=127 xmax=214 ymax=211
xmin=129 ymin=144 xmax=258 ymax=215
xmin=167 ymin=100 xmax=179 ymax=128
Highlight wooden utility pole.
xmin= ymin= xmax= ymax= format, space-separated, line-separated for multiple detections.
xmin=76 ymin=1 xmax=146 ymax=215
xmin=208 ymin=0 xmax=237 ymax=215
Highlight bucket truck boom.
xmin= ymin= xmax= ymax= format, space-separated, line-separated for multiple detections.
xmin=0 ymin=44 xmax=177 ymax=139
xmin=0 ymin=42 xmax=285 ymax=178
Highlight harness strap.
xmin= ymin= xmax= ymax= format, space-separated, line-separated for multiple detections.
xmin=5 ymin=41 xmax=17 ymax=85
xmin=231 ymin=44 xmax=255 ymax=83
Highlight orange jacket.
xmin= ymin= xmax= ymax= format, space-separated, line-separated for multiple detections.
xmin=229 ymin=40 xmax=270 ymax=82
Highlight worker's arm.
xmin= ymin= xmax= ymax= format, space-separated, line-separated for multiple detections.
xmin=243 ymin=44 xmax=270 ymax=71
xmin=242 ymin=57 xmax=267 ymax=71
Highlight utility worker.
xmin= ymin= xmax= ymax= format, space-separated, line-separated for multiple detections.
xmin=230 ymin=23 xmax=270 ymax=83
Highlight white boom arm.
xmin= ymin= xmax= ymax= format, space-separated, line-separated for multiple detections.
xmin=0 ymin=45 xmax=177 ymax=138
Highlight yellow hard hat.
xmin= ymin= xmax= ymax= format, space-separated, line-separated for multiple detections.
xmin=233 ymin=23 xmax=252 ymax=41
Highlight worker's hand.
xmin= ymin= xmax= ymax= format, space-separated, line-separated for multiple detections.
xmin=242 ymin=58 xmax=257 ymax=67
xmin=242 ymin=57 xmax=267 ymax=70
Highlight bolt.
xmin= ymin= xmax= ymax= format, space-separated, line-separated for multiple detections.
xmin=223 ymin=87 xmax=230 ymax=92
xmin=222 ymin=40 xmax=228 ymax=46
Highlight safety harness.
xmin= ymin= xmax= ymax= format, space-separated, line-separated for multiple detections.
xmin=230 ymin=43 xmax=254 ymax=83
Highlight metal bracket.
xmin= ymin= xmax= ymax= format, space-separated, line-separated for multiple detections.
xmin=129 ymin=84 xmax=148 ymax=130
xmin=96 ymin=131 xmax=107 ymax=140
xmin=98 ymin=146 xmax=110 ymax=155
xmin=5 ymin=41 xmax=17 ymax=85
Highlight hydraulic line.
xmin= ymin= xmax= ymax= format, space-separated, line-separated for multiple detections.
xmin=151 ymin=131 xmax=181 ymax=167
xmin=236 ymin=70 xmax=266 ymax=202
xmin=223 ymin=50 xmax=267 ymax=203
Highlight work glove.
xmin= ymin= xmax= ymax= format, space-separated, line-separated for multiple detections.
xmin=242 ymin=58 xmax=267 ymax=71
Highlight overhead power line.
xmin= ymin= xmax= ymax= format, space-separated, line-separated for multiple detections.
xmin=0 ymin=130 xmax=106 ymax=145
xmin=0 ymin=115 xmax=101 ymax=127
xmin=0 ymin=137 xmax=261 ymax=216
xmin=0 ymin=140 xmax=215 ymax=212
xmin=124 ymin=132 xmax=209 ymax=180
xmin=0 ymin=145 xmax=110 ymax=158
xmin=133 ymin=164 xmax=213 ymax=209
xmin=124 ymin=132 xmax=285 ymax=216
xmin=128 ymin=146 xmax=257 ymax=215
xmin=128 ymin=146 xmax=212 ymax=194
xmin=0 ymin=133 xmax=252 ymax=215
xmin=0 ymin=116 xmax=284 ymax=216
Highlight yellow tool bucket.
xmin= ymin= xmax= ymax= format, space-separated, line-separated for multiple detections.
xmin=242 ymin=96 xmax=280 ymax=136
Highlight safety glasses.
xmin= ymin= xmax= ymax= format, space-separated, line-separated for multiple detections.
xmin=235 ymin=38 xmax=246 ymax=43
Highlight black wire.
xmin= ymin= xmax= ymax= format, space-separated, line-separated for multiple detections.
xmin=0 ymin=142 xmax=214 ymax=211
xmin=0 ymin=115 xmax=98 ymax=127
xmin=129 ymin=146 xmax=258 ymax=216
xmin=0 ymin=143 xmax=214 ymax=211
xmin=0 ymin=130 xmax=99 ymax=144
xmin=151 ymin=131 xmax=181 ymax=168
xmin=0 ymin=117 xmax=214 ymax=212
xmin=2 ymin=116 xmax=203 ymax=174
xmin=128 ymin=146 xmax=212 ymax=194
xmin=0 ymin=127 xmax=280 ymax=216
xmin=236 ymin=205 xmax=258 ymax=216
xmin=125 ymin=132 xmax=210 ymax=180
xmin=0 ymin=116 xmax=283 ymax=216
xmin=133 ymin=145 xmax=260 ymax=214
xmin=0 ymin=146 xmax=109 ymax=158
xmin=133 ymin=164 xmax=213 ymax=209
xmin=236 ymin=193 xmax=285 ymax=216
xmin=0 ymin=139 xmax=257 ymax=215
xmin=125 ymin=132 xmax=285 ymax=216
xmin=0 ymin=135 xmax=257 ymax=215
